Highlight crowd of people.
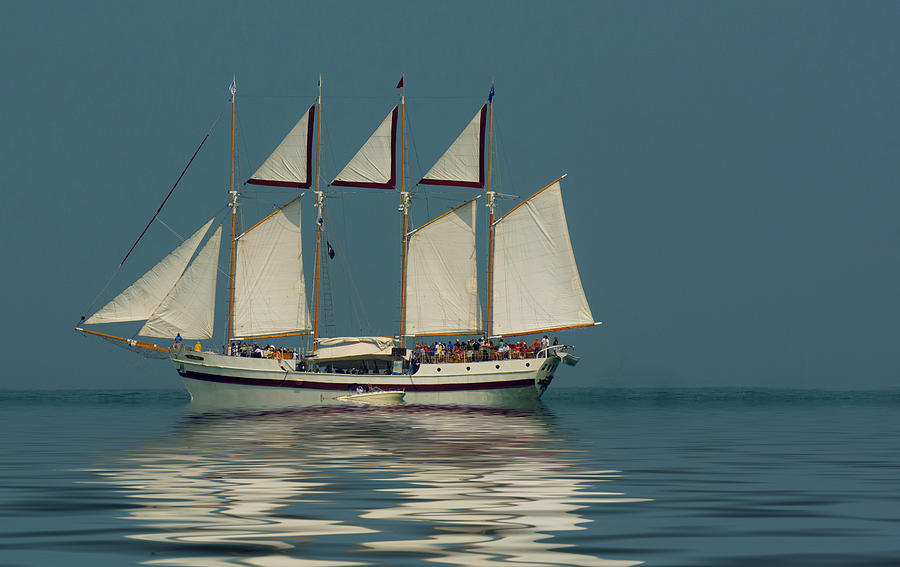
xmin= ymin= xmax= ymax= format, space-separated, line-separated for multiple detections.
xmin=411 ymin=335 xmax=558 ymax=364
xmin=223 ymin=341 xmax=297 ymax=360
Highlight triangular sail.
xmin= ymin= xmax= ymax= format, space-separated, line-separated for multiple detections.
xmin=331 ymin=106 xmax=398 ymax=189
xmin=491 ymin=179 xmax=593 ymax=336
xmin=139 ymin=226 xmax=223 ymax=340
xmin=233 ymin=198 xmax=311 ymax=338
xmin=405 ymin=199 xmax=481 ymax=336
xmin=84 ymin=219 xmax=214 ymax=325
xmin=419 ymin=104 xmax=486 ymax=188
xmin=247 ymin=105 xmax=315 ymax=188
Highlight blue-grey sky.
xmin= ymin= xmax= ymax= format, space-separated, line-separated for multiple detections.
xmin=2 ymin=1 xmax=898 ymax=389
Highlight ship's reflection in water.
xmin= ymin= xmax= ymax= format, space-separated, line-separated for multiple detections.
xmin=92 ymin=405 xmax=649 ymax=566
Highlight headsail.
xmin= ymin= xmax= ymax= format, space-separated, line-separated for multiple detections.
xmin=233 ymin=198 xmax=311 ymax=339
xmin=139 ymin=225 xmax=223 ymax=339
xmin=491 ymin=178 xmax=593 ymax=336
xmin=405 ymin=199 xmax=482 ymax=336
xmin=419 ymin=104 xmax=486 ymax=188
xmin=247 ymin=105 xmax=315 ymax=188
xmin=83 ymin=219 xmax=215 ymax=325
xmin=331 ymin=106 xmax=398 ymax=189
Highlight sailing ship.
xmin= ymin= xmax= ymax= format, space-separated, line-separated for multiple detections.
xmin=76 ymin=77 xmax=599 ymax=407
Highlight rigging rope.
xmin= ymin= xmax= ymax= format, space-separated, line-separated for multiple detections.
xmin=78 ymin=109 xmax=224 ymax=325
xmin=120 ymin=111 xmax=223 ymax=268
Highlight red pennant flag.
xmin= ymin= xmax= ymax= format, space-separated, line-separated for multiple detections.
xmin=396 ymin=76 xmax=404 ymax=88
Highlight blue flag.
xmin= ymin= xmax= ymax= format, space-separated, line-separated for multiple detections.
xmin=488 ymin=85 xmax=494 ymax=103
xmin=229 ymin=78 xmax=236 ymax=95
xmin=327 ymin=241 xmax=335 ymax=259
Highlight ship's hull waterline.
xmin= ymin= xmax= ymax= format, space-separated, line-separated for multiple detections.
xmin=172 ymin=350 xmax=560 ymax=408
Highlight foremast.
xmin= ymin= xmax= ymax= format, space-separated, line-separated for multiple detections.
xmin=227 ymin=76 xmax=238 ymax=342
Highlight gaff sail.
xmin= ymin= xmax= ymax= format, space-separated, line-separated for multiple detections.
xmin=405 ymin=199 xmax=481 ymax=336
xmin=233 ymin=198 xmax=311 ymax=339
xmin=491 ymin=179 xmax=594 ymax=336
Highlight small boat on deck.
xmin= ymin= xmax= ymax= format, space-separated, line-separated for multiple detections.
xmin=336 ymin=390 xmax=406 ymax=405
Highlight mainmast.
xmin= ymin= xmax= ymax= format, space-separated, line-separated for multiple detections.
xmin=313 ymin=75 xmax=324 ymax=351
xmin=485 ymin=83 xmax=495 ymax=337
xmin=227 ymin=76 xmax=238 ymax=342
xmin=398 ymin=75 xmax=410 ymax=345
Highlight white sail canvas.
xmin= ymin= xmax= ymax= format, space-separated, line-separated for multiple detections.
xmin=247 ymin=105 xmax=315 ymax=188
xmin=491 ymin=180 xmax=593 ymax=336
xmin=331 ymin=106 xmax=397 ymax=189
xmin=405 ymin=199 xmax=481 ymax=336
xmin=419 ymin=104 xmax=486 ymax=188
xmin=233 ymin=198 xmax=311 ymax=338
xmin=139 ymin=225 xmax=223 ymax=340
xmin=84 ymin=219 xmax=214 ymax=325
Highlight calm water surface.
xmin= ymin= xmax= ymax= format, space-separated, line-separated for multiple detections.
xmin=1 ymin=387 xmax=899 ymax=566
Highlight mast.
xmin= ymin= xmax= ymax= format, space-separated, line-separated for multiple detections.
xmin=313 ymin=75 xmax=324 ymax=351
xmin=485 ymin=82 xmax=495 ymax=337
xmin=398 ymin=75 xmax=409 ymax=345
xmin=227 ymin=76 xmax=237 ymax=342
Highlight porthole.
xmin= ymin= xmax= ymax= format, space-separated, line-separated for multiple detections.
xmin=466 ymin=366 xmax=471 ymax=371
xmin=525 ymin=363 xmax=530 ymax=367
xmin=495 ymin=364 xmax=500 ymax=369
xmin=437 ymin=367 xmax=441 ymax=372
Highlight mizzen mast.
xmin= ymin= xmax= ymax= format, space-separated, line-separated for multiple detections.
xmin=485 ymin=82 xmax=496 ymax=338
xmin=313 ymin=75 xmax=324 ymax=351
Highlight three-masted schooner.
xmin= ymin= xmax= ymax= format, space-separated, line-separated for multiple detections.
xmin=76 ymin=77 xmax=599 ymax=407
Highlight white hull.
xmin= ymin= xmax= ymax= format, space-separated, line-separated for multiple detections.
xmin=171 ymin=350 xmax=560 ymax=409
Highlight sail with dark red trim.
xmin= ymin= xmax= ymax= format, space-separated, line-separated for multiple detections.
xmin=331 ymin=106 xmax=398 ymax=189
xmin=419 ymin=104 xmax=486 ymax=188
xmin=247 ymin=105 xmax=315 ymax=188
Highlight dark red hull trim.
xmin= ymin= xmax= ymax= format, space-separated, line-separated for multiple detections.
xmin=179 ymin=370 xmax=534 ymax=392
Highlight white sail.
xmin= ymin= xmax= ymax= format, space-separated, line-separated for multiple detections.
xmin=233 ymin=198 xmax=311 ymax=338
xmin=405 ymin=199 xmax=481 ymax=336
xmin=84 ymin=219 xmax=214 ymax=325
xmin=247 ymin=105 xmax=314 ymax=188
xmin=419 ymin=104 xmax=486 ymax=188
xmin=139 ymin=226 xmax=223 ymax=340
xmin=491 ymin=179 xmax=593 ymax=336
xmin=331 ymin=106 xmax=397 ymax=189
